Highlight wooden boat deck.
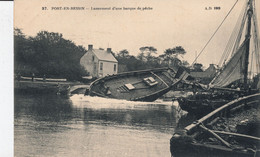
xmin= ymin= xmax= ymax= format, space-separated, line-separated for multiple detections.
xmin=90 ymin=69 xmax=177 ymax=101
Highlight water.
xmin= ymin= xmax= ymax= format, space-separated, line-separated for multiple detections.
xmin=14 ymin=94 xmax=183 ymax=157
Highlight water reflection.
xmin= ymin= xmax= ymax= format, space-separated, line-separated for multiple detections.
xmin=70 ymin=94 xmax=179 ymax=133
xmin=15 ymin=94 xmax=73 ymax=121
xmin=14 ymin=93 xmax=183 ymax=157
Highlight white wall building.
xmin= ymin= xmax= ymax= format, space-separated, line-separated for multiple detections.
xmin=80 ymin=45 xmax=118 ymax=78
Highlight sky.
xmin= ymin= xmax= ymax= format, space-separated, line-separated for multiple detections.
xmin=14 ymin=0 xmax=259 ymax=68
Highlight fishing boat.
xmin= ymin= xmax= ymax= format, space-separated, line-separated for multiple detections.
xmin=86 ymin=67 xmax=191 ymax=101
xmin=177 ymin=0 xmax=260 ymax=116
xmin=176 ymin=91 xmax=238 ymax=116
xmin=170 ymin=93 xmax=260 ymax=157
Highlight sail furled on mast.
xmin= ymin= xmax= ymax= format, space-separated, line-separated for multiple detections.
xmin=210 ymin=38 xmax=249 ymax=87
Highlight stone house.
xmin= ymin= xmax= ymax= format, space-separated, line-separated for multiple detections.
xmin=190 ymin=64 xmax=219 ymax=83
xmin=80 ymin=45 xmax=118 ymax=78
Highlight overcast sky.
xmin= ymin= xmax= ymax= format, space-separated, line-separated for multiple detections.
xmin=14 ymin=0 xmax=259 ymax=67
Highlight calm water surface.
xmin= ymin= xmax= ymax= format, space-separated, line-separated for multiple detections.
xmin=14 ymin=94 xmax=185 ymax=157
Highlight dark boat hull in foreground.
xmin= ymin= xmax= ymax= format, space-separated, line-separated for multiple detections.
xmin=176 ymin=86 xmax=259 ymax=117
xmin=176 ymin=91 xmax=239 ymax=116
xmin=170 ymin=93 xmax=260 ymax=157
xmin=87 ymin=67 xmax=185 ymax=101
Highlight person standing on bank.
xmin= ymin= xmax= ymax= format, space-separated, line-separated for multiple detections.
xmin=32 ymin=73 xmax=35 ymax=82
xmin=43 ymin=74 xmax=46 ymax=82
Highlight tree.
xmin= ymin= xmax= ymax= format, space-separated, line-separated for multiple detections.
xmin=180 ymin=60 xmax=190 ymax=67
xmin=137 ymin=52 xmax=146 ymax=62
xmin=14 ymin=28 xmax=38 ymax=74
xmin=193 ymin=63 xmax=204 ymax=72
xmin=138 ymin=46 xmax=157 ymax=62
xmin=14 ymin=28 xmax=25 ymax=37
xmin=164 ymin=46 xmax=186 ymax=56
xmin=14 ymin=29 xmax=88 ymax=80
xmin=118 ymin=49 xmax=130 ymax=58
xmin=162 ymin=46 xmax=186 ymax=67
xmin=139 ymin=46 xmax=157 ymax=55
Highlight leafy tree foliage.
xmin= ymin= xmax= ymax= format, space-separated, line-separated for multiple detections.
xmin=116 ymin=46 xmax=190 ymax=72
xmin=138 ymin=46 xmax=157 ymax=62
xmin=160 ymin=46 xmax=187 ymax=67
xmin=116 ymin=49 xmax=145 ymax=72
xmin=192 ymin=63 xmax=204 ymax=72
xmin=15 ymin=28 xmax=193 ymax=78
xmin=118 ymin=49 xmax=130 ymax=58
xmin=14 ymin=29 xmax=88 ymax=80
xmin=139 ymin=46 xmax=157 ymax=55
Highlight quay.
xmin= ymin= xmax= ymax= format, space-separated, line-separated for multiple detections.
xmin=14 ymin=77 xmax=89 ymax=96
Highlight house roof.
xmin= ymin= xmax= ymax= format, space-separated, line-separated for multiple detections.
xmin=92 ymin=49 xmax=118 ymax=62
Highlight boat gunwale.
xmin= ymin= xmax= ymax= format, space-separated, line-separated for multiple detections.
xmin=130 ymin=79 xmax=180 ymax=101
xmin=89 ymin=67 xmax=174 ymax=88
xmin=171 ymin=141 xmax=257 ymax=156
xmin=171 ymin=93 xmax=260 ymax=157
xmin=184 ymin=93 xmax=260 ymax=135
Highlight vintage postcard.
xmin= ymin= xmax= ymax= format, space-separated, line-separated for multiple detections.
xmin=14 ymin=0 xmax=260 ymax=156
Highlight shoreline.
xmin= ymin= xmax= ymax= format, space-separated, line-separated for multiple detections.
xmin=14 ymin=80 xmax=88 ymax=96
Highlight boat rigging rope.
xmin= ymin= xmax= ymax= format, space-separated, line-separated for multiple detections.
xmin=252 ymin=0 xmax=260 ymax=73
xmin=230 ymin=4 xmax=248 ymax=56
xmin=218 ymin=1 xmax=247 ymax=67
xmin=191 ymin=0 xmax=239 ymax=66
xmin=218 ymin=17 xmax=241 ymax=66
xmin=231 ymin=0 xmax=248 ymax=56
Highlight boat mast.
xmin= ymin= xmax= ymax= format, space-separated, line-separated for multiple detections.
xmin=244 ymin=0 xmax=253 ymax=89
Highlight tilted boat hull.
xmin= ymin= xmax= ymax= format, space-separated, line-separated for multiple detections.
xmin=90 ymin=85 xmax=173 ymax=102
xmin=87 ymin=67 xmax=182 ymax=101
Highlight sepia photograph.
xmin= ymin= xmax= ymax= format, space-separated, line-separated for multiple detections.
xmin=13 ymin=0 xmax=260 ymax=156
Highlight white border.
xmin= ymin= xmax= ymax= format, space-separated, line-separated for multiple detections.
xmin=0 ymin=1 xmax=14 ymax=157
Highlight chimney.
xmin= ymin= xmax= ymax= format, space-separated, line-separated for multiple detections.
xmin=88 ymin=45 xmax=93 ymax=51
xmin=107 ymin=48 xmax=112 ymax=53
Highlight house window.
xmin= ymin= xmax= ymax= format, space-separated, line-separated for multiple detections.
xmin=100 ymin=62 xmax=103 ymax=71
xmin=92 ymin=56 xmax=95 ymax=61
xmin=114 ymin=64 xmax=117 ymax=72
